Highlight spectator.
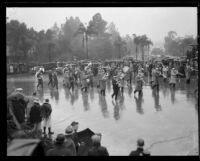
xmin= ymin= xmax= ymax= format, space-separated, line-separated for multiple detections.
xmin=129 ymin=139 xmax=150 ymax=156
xmin=29 ymin=99 xmax=42 ymax=136
xmin=7 ymin=64 xmax=10 ymax=73
xmin=9 ymin=64 xmax=14 ymax=74
xmin=64 ymin=126 xmax=77 ymax=156
xmin=88 ymin=134 xmax=109 ymax=156
xmin=41 ymin=99 xmax=54 ymax=135
xmin=71 ymin=121 xmax=80 ymax=152
xmin=26 ymin=92 xmax=38 ymax=123
xmin=46 ymin=134 xmax=73 ymax=156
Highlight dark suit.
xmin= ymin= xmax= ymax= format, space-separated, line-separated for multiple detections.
xmin=88 ymin=144 xmax=109 ymax=156
xmin=112 ymin=79 xmax=119 ymax=100
xmin=129 ymin=148 xmax=150 ymax=156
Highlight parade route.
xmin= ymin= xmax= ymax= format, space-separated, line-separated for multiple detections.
xmin=7 ymin=74 xmax=198 ymax=155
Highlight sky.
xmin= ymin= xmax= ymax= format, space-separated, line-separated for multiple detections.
xmin=6 ymin=7 xmax=197 ymax=47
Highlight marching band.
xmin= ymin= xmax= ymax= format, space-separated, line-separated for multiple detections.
xmin=34 ymin=60 xmax=197 ymax=102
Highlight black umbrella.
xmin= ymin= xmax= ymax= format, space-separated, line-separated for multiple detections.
xmin=7 ymin=92 xmax=26 ymax=102
xmin=7 ymin=139 xmax=44 ymax=156
xmin=77 ymin=128 xmax=95 ymax=156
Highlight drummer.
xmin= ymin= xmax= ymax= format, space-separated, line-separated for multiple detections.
xmin=134 ymin=72 xmax=145 ymax=96
xmin=35 ymin=68 xmax=44 ymax=90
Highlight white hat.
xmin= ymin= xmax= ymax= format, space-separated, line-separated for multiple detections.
xmin=65 ymin=126 xmax=74 ymax=136
xmin=34 ymin=99 xmax=39 ymax=104
xmin=15 ymin=88 xmax=23 ymax=92
xmin=91 ymin=134 xmax=101 ymax=143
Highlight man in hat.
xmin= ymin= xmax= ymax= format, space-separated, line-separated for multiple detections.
xmin=29 ymin=99 xmax=42 ymax=136
xmin=41 ymin=99 xmax=54 ymax=135
xmin=46 ymin=134 xmax=73 ymax=156
xmin=15 ymin=88 xmax=23 ymax=93
xmin=64 ymin=126 xmax=76 ymax=156
xmin=129 ymin=139 xmax=150 ymax=156
xmin=88 ymin=133 xmax=109 ymax=156
xmin=71 ymin=121 xmax=80 ymax=152
xmin=26 ymin=92 xmax=38 ymax=123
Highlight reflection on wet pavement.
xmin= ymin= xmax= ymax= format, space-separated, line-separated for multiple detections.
xmin=7 ymin=74 xmax=198 ymax=155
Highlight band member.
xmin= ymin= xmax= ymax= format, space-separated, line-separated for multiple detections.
xmin=119 ymin=77 xmax=125 ymax=95
xmin=81 ymin=70 xmax=89 ymax=92
xmin=69 ymin=72 xmax=75 ymax=92
xmin=53 ymin=70 xmax=58 ymax=90
xmin=111 ymin=76 xmax=120 ymax=100
xmin=161 ymin=63 xmax=169 ymax=83
xmin=134 ymin=73 xmax=145 ymax=96
xmin=185 ymin=64 xmax=192 ymax=84
xmin=99 ymin=72 xmax=108 ymax=96
xmin=151 ymin=67 xmax=161 ymax=92
xmin=169 ymin=68 xmax=183 ymax=88
xmin=36 ymin=68 xmax=43 ymax=90
xmin=48 ymin=70 xmax=53 ymax=87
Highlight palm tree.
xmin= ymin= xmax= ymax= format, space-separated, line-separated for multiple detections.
xmin=138 ymin=35 xmax=147 ymax=62
xmin=145 ymin=39 xmax=153 ymax=61
xmin=137 ymin=35 xmax=153 ymax=62
xmin=75 ymin=23 xmax=97 ymax=59
xmin=133 ymin=34 xmax=140 ymax=61
xmin=48 ymin=42 xmax=55 ymax=62
xmin=114 ymin=36 xmax=126 ymax=59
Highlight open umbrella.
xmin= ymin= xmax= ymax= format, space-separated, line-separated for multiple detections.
xmin=7 ymin=139 xmax=44 ymax=156
xmin=7 ymin=92 xmax=26 ymax=102
xmin=77 ymin=128 xmax=95 ymax=156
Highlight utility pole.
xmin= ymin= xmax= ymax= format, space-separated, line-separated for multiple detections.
xmin=86 ymin=33 xmax=89 ymax=59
